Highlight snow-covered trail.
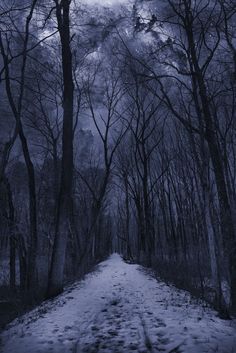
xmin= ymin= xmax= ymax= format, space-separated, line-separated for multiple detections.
xmin=0 ymin=254 xmax=236 ymax=353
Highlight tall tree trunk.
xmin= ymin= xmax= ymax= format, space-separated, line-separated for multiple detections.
xmin=188 ymin=128 xmax=225 ymax=313
xmin=47 ymin=0 xmax=74 ymax=297
xmin=3 ymin=177 xmax=16 ymax=292
xmin=18 ymin=122 xmax=38 ymax=293
xmin=124 ymin=175 xmax=132 ymax=259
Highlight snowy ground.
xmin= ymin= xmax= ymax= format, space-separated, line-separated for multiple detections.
xmin=0 ymin=254 xmax=236 ymax=353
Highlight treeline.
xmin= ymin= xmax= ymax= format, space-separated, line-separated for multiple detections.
xmin=112 ymin=0 xmax=236 ymax=317
xmin=0 ymin=0 xmax=236 ymax=319
xmin=0 ymin=0 xmax=113 ymax=309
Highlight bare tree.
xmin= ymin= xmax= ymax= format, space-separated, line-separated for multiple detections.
xmin=0 ymin=0 xmax=40 ymax=296
xmin=47 ymin=0 xmax=74 ymax=298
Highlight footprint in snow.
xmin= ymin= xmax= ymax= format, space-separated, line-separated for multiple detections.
xmin=129 ymin=343 xmax=138 ymax=350
xmin=158 ymin=336 xmax=170 ymax=345
xmin=91 ymin=325 xmax=99 ymax=331
xmin=64 ymin=325 xmax=73 ymax=331
xmin=110 ymin=298 xmax=120 ymax=306
xmin=108 ymin=329 xmax=118 ymax=336
xmin=156 ymin=330 xmax=166 ymax=337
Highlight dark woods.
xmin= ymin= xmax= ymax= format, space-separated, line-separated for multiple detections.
xmin=0 ymin=0 xmax=236 ymax=324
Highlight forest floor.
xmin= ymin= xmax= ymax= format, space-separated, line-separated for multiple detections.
xmin=0 ymin=254 xmax=236 ymax=353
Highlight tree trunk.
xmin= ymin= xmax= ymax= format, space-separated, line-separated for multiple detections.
xmin=18 ymin=123 xmax=38 ymax=294
xmin=47 ymin=0 xmax=74 ymax=298
xmin=3 ymin=178 xmax=16 ymax=292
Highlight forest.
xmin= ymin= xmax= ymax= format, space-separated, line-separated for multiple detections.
xmin=0 ymin=0 xmax=236 ymax=336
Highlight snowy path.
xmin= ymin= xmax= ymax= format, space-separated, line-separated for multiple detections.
xmin=0 ymin=254 xmax=236 ymax=353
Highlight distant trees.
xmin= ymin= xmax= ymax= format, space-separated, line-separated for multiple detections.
xmin=115 ymin=72 xmax=166 ymax=264
xmin=75 ymin=63 xmax=127 ymax=263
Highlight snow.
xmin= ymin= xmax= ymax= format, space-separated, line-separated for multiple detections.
xmin=0 ymin=254 xmax=236 ymax=353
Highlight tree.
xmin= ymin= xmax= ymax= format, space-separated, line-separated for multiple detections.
xmin=47 ymin=0 xmax=74 ymax=297
xmin=0 ymin=0 xmax=39 ymax=296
